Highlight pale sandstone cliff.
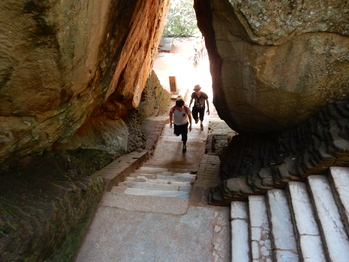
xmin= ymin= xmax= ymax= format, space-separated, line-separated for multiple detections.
xmin=0 ymin=1 xmax=171 ymax=261
xmin=0 ymin=0 xmax=170 ymax=163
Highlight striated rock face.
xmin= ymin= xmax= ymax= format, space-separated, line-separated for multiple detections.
xmin=0 ymin=154 xmax=107 ymax=261
xmin=0 ymin=0 xmax=170 ymax=163
xmin=209 ymin=98 xmax=349 ymax=205
xmin=195 ymin=0 xmax=349 ymax=132
xmin=52 ymin=70 xmax=172 ymax=157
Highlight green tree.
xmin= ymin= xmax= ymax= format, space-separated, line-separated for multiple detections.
xmin=163 ymin=0 xmax=201 ymax=37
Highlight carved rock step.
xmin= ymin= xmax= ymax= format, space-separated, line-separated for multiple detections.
xmin=288 ymin=182 xmax=326 ymax=261
xmin=133 ymin=166 xmax=192 ymax=174
xmin=123 ymin=188 xmax=191 ymax=198
xmin=120 ymin=180 xmax=192 ymax=192
xmin=308 ymin=174 xmax=349 ymax=261
xmin=230 ymin=167 xmax=349 ymax=262
xmin=125 ymin=175 xmax=192 ymax=185
xmin=111 ymin=167 xmax=196 ymax=199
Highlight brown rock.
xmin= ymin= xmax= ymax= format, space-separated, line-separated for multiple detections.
xmin=196 ymin=0 xmax=349 ymax=132
xmin=0 ymin=0 xmax=170 ymax=163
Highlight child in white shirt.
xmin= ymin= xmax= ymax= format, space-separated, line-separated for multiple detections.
xmin=169 ymin=99 xmax=192 ymax=153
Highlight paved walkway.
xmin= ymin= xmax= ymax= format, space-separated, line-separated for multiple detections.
xmin=75 ymin=111 xmax=232 ymax=261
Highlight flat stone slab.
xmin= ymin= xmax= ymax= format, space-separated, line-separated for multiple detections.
xmin=158 ymin=173 xmax=195 ymax=181
xmin=330 ymin=166 xmax=349 ymax=227
xmin=248 ymin=195 xmax=272 ymax=262
xmin=308 ymin=175 xmax=349 ymax=261
xmin=288 ymin=182 xmax=326 ymax=261
xmin=230 ymin=201 xmax=249 ymax=262
xmin=267 ymin=189 xmax=299 ymax=261
xmin=136 ymin=166 xmax=171 ymax=173
xmin=121 ymin=180 xmax=192 ymax=192
xmin=125 ymin=176 xmax=193 ymax=186
xmin=124 ymin=188 xmax=191 ymax=198
xmin=76 ymin=205 xmax=230 ymax=262
xmin=101 ymin=192 xmax=189 ymax=215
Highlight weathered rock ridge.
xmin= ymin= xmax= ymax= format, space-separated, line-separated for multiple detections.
xmin=0 ymin=0 xmax=349 ymax=259
xmin=0 ymin=0 xmax=170 ymax=164
xmin=209 ymin=97 xmax=349 ymax=205
xmin=195 ymin=0 xmax=349 ymax=132
xmin=0 ymin=1 xmax=171 ymax=260
xmin=2 ymin=0 xmax=348 ymax=163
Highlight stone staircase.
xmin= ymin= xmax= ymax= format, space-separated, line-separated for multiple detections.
xmin=111 ymin=166 xmax=197 ymax=199
xmin=230 ymin=166 xmax=349 ymax=262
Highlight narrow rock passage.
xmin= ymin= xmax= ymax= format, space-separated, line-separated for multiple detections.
xmin=75 ymin=111 xmax=232 ymax=262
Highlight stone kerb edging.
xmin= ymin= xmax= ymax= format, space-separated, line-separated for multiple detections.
xmin=209 ymin=98 xmax=349 ymax=205
xmin=93 ymin=151 xmax=149 ymax=191
xmin=92 ymin=116 xmax=170 ymax=192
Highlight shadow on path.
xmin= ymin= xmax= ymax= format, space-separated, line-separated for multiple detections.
xmin=75 ymin=113 xmax=233 ymax=262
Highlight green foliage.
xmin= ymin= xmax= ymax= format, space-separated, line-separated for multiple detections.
xmin=163 ymin=0 xmax=201 ymax=37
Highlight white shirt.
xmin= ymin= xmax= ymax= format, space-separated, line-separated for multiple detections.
xmin=172 ymin=106 xmax=191 ymax=125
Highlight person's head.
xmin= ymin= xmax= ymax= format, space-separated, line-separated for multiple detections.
xmin=176 ymin=99 xmax=185 ymax=107
xmin=193 ymin=85 xmax=201 ymax=92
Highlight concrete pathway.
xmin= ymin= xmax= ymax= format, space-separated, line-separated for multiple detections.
xmin=75 ymin=113 xmax=232 ymax=262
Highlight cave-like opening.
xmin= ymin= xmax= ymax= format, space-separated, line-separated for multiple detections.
xmin=153 ymin=0 xmax=215 ymax=115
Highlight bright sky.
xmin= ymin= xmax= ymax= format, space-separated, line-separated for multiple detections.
xmin=153 ymin=37 xmax=213 ymax=107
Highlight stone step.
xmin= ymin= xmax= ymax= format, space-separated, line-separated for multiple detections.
xmin=125 ymin=176 xmax=193 ymax=186
xmin=101 ymin=192 xmax=189 ymax=215
xmin=113 ymin=167 xmax=196 ymax=199
xmin=128 ymin=173 xmax=157 ymax=179
xmin=267 ymin=189 xmax=299 ymax=261
xmin=157 ymin=173 xmax=196 ymax=182
xmin=230 ymin=201 xmax=249 ymax=262
xmin=119 ymin=180 xmax=192 ymax=192
xmin=288 ymin=182 xmax=326 ymax=261
xmin=248 ymin=195 xmax=272 ymax=261
xmin=130 ymin=172 xmax=196 ymax=182
xmin=230 ymin=172 xmax=349 ymax=262
xmin=141 ymin=162 xmax=196 ymax=170
xmin=308 ymin=175 xmax=349 ymax=261
xmin=329 ymin=166 xmax=349 ymax=232
xmin=135 ymin=166 xmax=179 ymax=174
xmin=123 ymin=188 xmax=191 ymax=199
xmin=133 ymin=166 xmax=194 ymax=174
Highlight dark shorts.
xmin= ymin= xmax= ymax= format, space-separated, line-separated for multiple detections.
xmin=192 ymin=106 xmax=205 ymax=121
xmin=174 ymin=122 xmax=189 ymax=143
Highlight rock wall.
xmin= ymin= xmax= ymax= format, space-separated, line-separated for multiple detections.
xmin=210 ymin=98 xmax=349 ymax=205
xmin=194 ymin=0 xmax=349 ymax=205
xmin=0 ymin=1 xmax=171 ymax=261
xmin=0 ymin=71 xmax=171 ymax=262
xmin=0 ymin=155 xmax=106 ymax=261
xmin=195 ymin=0 xmax=349 ymax=132
xmin=0 ymin=0 xmax=170 ymax=164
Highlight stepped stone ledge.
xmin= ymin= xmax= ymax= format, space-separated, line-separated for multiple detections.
xmin=93 ymin=150 xmax=149 ymax=191
xmin=329 ymin=166 xmax=349 ymax=234
xmin=210 ymin=98 xmax=349 ymax=205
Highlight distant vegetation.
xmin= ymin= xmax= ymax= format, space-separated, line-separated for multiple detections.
xmin=163 ymin=0 xmax=201 ymax=37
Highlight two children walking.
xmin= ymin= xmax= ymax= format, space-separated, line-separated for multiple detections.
xmin=169 ymin=85 xmax=210 ymax=153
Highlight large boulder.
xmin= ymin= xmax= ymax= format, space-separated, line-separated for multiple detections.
xmin=195 ymin=0 xmax=349 ymax=132
xmin=0 ymin=0 xmax=170 ymax=163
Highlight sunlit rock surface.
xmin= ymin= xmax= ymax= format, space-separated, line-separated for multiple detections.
xmin=196 ymin=0 xmax=349 ymax=132
xmin=0 ymin=0 xmax=170 ymax=163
